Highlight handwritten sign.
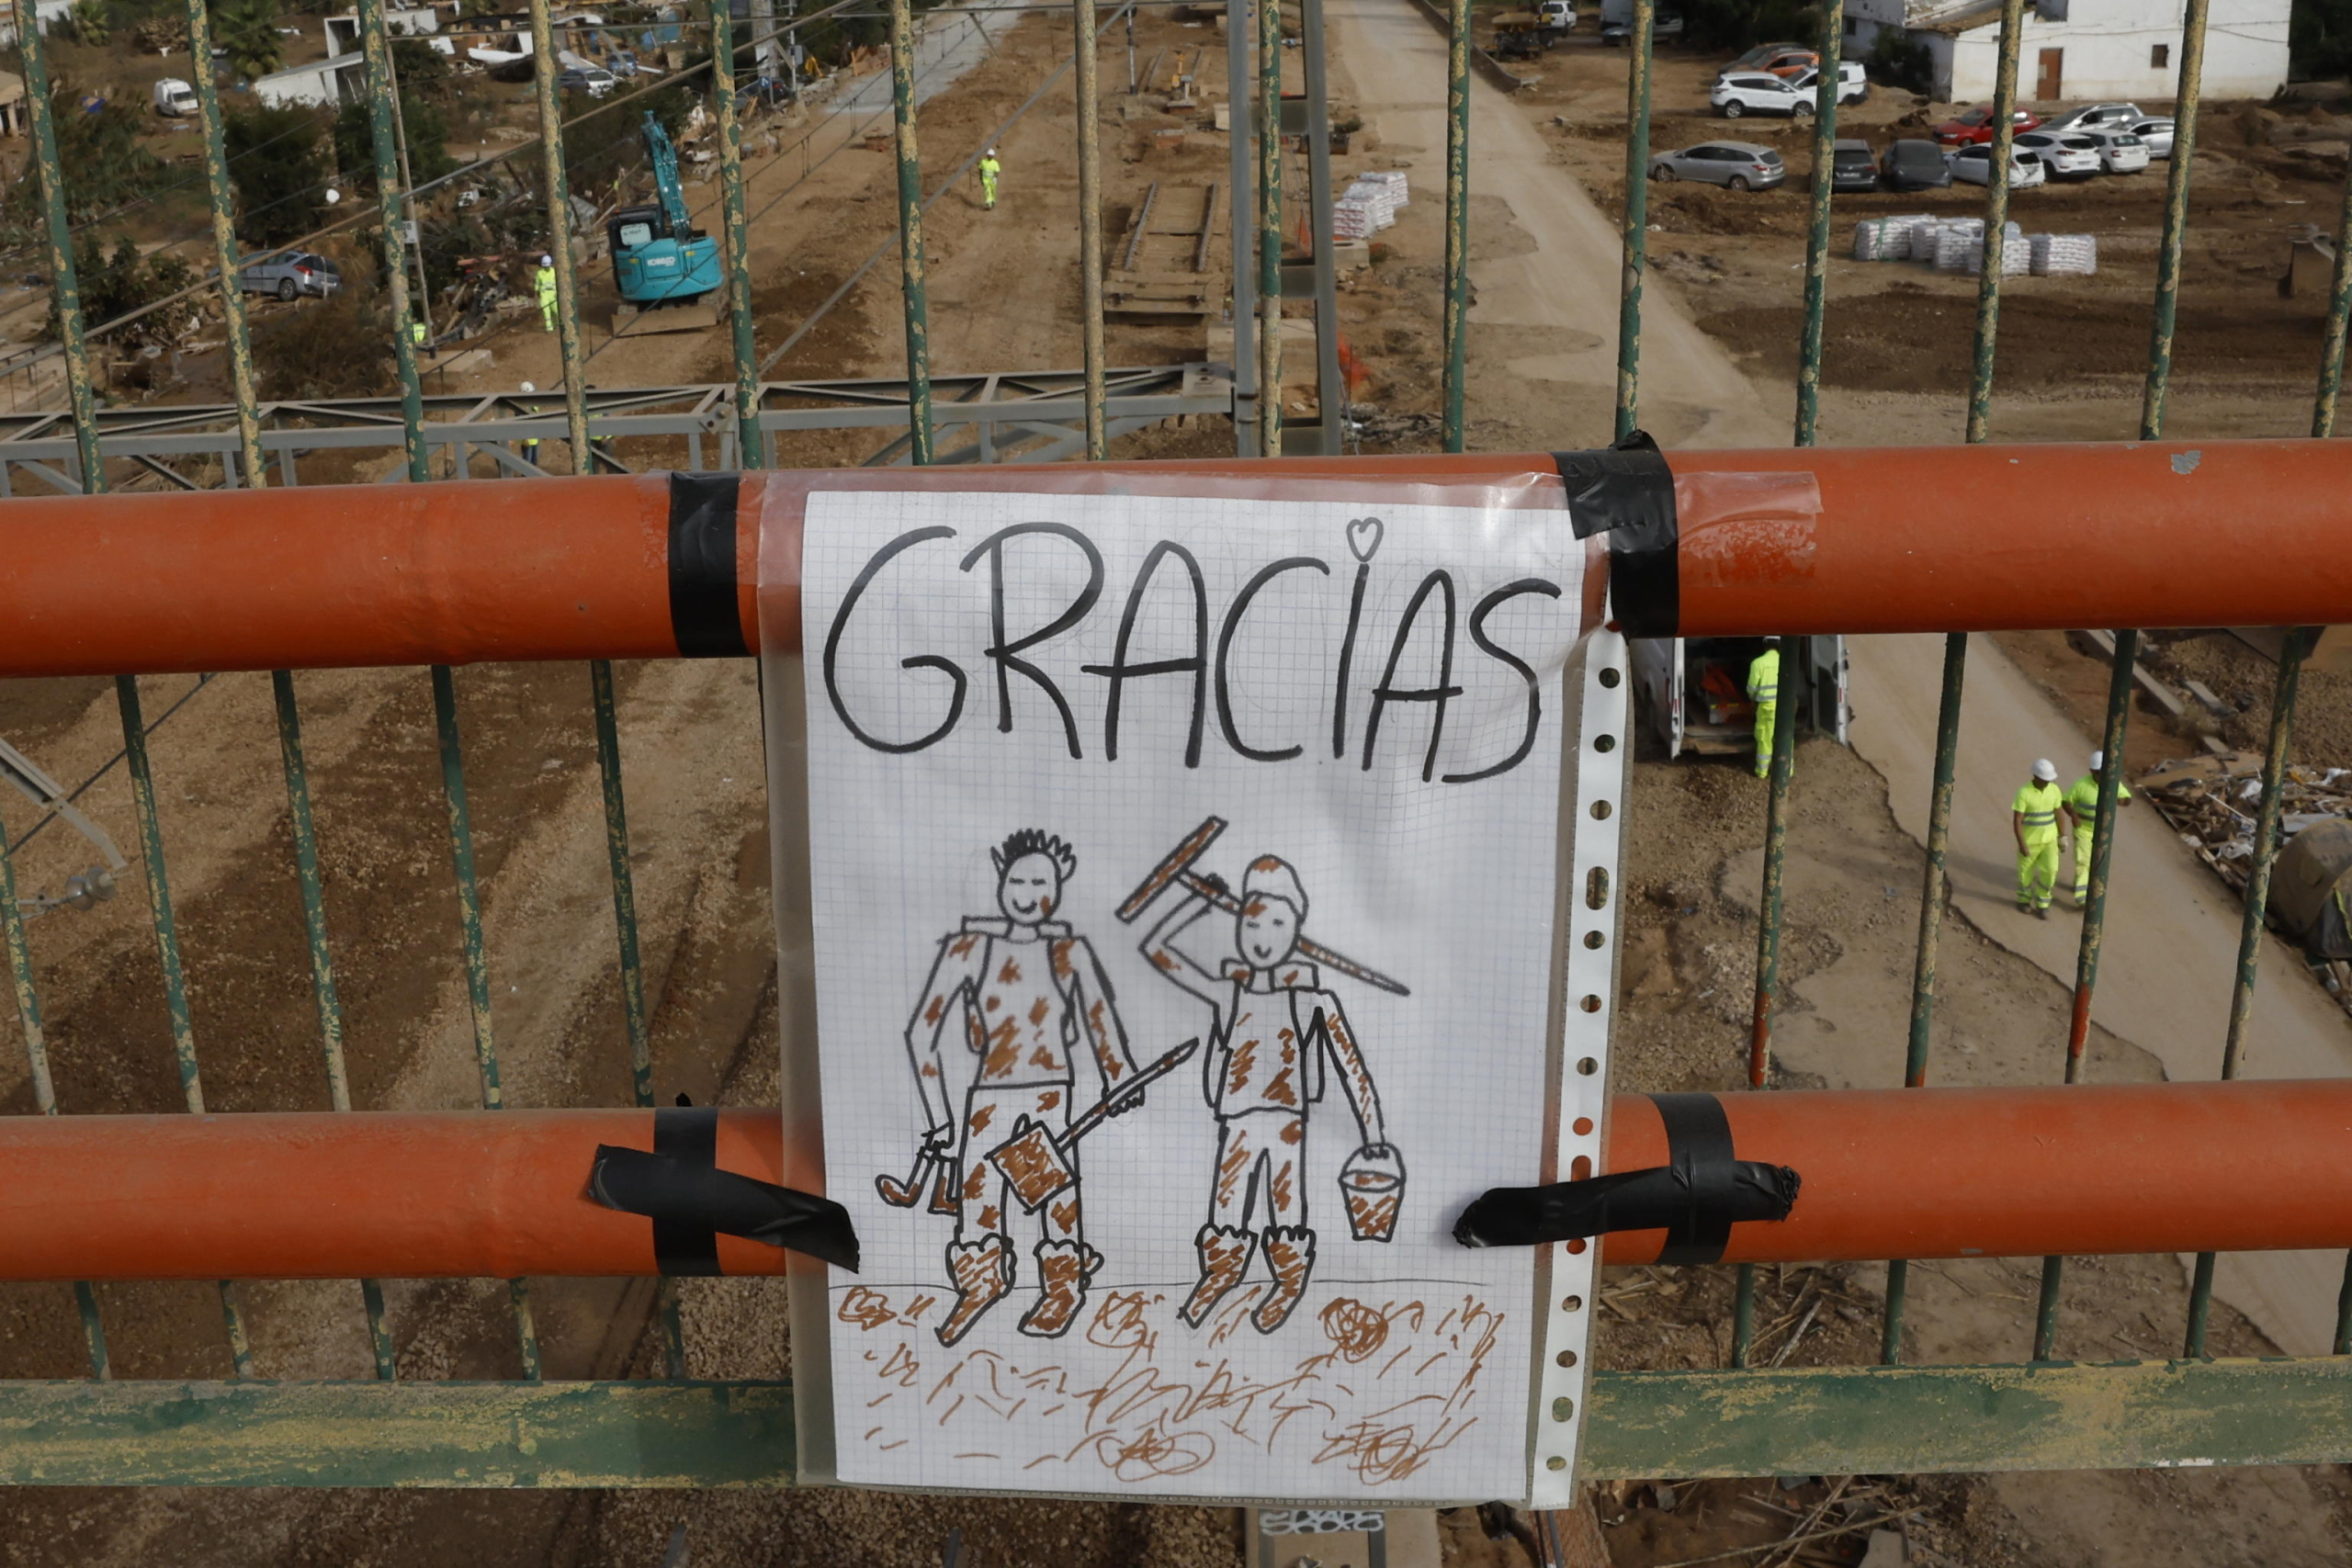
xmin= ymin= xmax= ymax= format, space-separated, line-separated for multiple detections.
xmin=793 ymin=486 xmax=1597 ymax=1502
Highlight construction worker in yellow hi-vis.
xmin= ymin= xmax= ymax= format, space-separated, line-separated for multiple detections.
xmin=535 ymin=254 xmax=558 ymax=332
xmin=1747 ymin=637 xmax=1781 ymax=780
xmin=2065 ymin=750 xmax=2132 ymax=907
xmin=2013 ymin=758 xmax=2071 ymax=919
xmin=978 ymin=147 xmax=1001 ymax=210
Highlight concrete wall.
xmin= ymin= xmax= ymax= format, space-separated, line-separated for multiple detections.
xmin=323 ymin=6 xmax=442 ymax=56
xmin=254 ymin=52 xmax=366 ymax=109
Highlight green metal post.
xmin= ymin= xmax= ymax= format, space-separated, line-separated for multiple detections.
xmin=357 ymin=0 xmax=429 ymax=480
xmin=1732 ymin=640 xmax=1801 ymax=1366
xmin=1882 ymin=632 xmax=1966 ymax=1364
xmin=0 ymin=800 xmax=109 ymax=1380
xmin=183 ymin=0 xmax=266 ymax=491
xmin=2032 ymin=629 xmax=2137 ymax=1361
xmin=2315 ymin=161 xmax=2352 ymax=437
xmin=1613 ymin=0 xmax=1656 ymax=439
xmin=117 ymin=676 xmax=254 ymax=1380
xmin=709 ymin=0 xmax=766 ymax=468
xmin=16 ymin=0 xmax=101 ymax=490
xmin=429 ymin=665 xmax=542 ymax=1380
xmin=2139 ymin=0 xmax=2210 ymax=441
xmin=270 ymin=671 xmax=398 ymax=1381
xmin=1441 ymin=0 xmax=1469 ymax=452
xmin=1257 ymin=0 xmax=1283 ymax=457
xmin=2183 ymin=629 xmax=2309 ymax=1357
xmin=1790 ymin=0 xmax=1843 ymax=446
xmin=528 ymin=0 xmax=594 ymax=474
xmin=1076 ymin=0 xmax=1108 ymax=460
xmin=1963 ymin=0 xmax=2026 ymax=442
xmin=888 ymin=0 xmax=935 ymax=465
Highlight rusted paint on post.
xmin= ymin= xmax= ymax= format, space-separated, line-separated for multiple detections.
xmin=16 ymin=0 xmax=101 ymax=491
xmin=1964 ymin=0 xmax=2026 ymax=442
xmin=2315 ymin=163 xmax=2352 ymax=437
xmin=1791 ymin=0 xmax=1844 ymax=446
xmin=708 ymin=0 xmax=766 ymax=468
xmin=1614 ymin=0 xmax=1657 ymax=439
xmin=356 ymin=0 xmax=428 ymax=480
xmin=1442 ymin=0 xmax=1470 ymax=452
xmin=1257 ymin=0 xmax=1284 ymax=457
xmin=888 ymin=0 xmax=935 ymax=464
xmin=528 ymin=0 xmax=594 ymax=473
xmin=1075 ymin=0 xmax=1109 ymax=460
xmin=2140 ymin=0 xmax=2210 ymax=440
xmin=182 ymin=0 xmax=266 ymax=491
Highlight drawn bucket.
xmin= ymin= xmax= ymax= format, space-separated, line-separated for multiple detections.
xmin=1339 ymin=1145 xmax=1406 ymax=1242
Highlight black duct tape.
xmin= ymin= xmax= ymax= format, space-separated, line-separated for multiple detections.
xmin=667 ymin=471 xmax=750 ymax=658
xmin=1451 ymin=1093 xmax=1798 ymax=1262
xmin=1553 ymin=431 xmax=1678 ymax=640
xmin=589 ymin=1107 xmax=859 ymax=1274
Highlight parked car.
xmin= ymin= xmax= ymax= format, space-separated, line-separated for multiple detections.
xmin=559 ymin=65 xmax=617 ymax=96
xmin=1714 ymin=45 xmax=1816 ymax=78
xmin=1721 ymin=39 xmax=1808 ymax=71
xmin=1649 ymin=140 xmax=1787 ymax=190
xmin=2128 ymin=116 xmax=2176 ymax=156
xmin=2012 ymin=130 xmax=2102 ymax=179
xmin=1946 ymin=142 xmax=2048 ymax=188
xmin=1827 ymin=138 xmax=1878 ymax=191
xmin=1787 ymin=61 xmax=1870 ymax=105
xmin=1878 ymin=138 xmax=1951 ymax=190
xmin=1713 ymin=72 xmax=1810 ymax=118
xmin=2043 ymin=101 xmax=2145 ymax=133
xmin=1600 ymin=8 xmax=1682 ymax=43
xmin=2079 ymin=127 xmax=2152 ymax=173
xmin=1934 ymin=103 xmax=2040 ymax=146
xmin=238 ymin=252 xmax=341 ymax=301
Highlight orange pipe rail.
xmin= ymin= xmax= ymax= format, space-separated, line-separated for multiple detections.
xmin=1 ymin=440 xmax=2348 ymax=676
xmin=2 ymin=1081 xmax=2346 ymax=1280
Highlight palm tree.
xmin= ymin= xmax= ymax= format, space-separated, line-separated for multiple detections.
xmin=65 ymin=0 xmax=109 ymax=45
xmin=212 ymin=0 xmax=285 ymax=81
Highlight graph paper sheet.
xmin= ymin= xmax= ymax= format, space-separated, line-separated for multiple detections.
xmin=797 ymin=486 xmax=1590 ymax=1502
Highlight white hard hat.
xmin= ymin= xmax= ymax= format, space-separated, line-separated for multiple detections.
xmin=519 ymin=381 xmax=536 ymax=393
xmin=2032 ymin=758 xmax=2058 ymax=782
xmin=2089 ymin=750 xmax=2104 ymax=771
xmin=540 ymin=254 xmax=553 ymax=265
xmin=987 ymin=146 xmax=998 ymax=156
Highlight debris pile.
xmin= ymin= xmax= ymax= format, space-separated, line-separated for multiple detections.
xmin=2138 ymin=752 xmax=2352 ymax=890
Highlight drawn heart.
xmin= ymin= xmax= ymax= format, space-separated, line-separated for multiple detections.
xmin=1345 ymin=516 xmax=1384 ymax=563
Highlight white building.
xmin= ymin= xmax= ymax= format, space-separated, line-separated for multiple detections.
xmin=322 ymin=6 xmax=447 ymax=57
xmin=254 ymin=52 xmax=367 ymax=109
xmin=0 ymin=0 xmax=77 ymax=48
xmin=1847 ymin=0 xmax=2290 ymax=104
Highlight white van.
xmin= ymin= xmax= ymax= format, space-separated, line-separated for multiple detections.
xmin=152 ymin=78 xmax=199 ymax=117
xmin=1630 ymin=635 xmax=1850 ymax=760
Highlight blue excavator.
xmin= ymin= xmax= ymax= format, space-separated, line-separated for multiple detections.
xmin=607 ymin=112 xmax=724 ymax=335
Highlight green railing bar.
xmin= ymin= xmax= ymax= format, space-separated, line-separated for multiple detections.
xmin=1963 ymin=0 xmax=2027 ymax=442
xmin=1732 ymin=642 xmax=1801 ymax=1366
xmin=708 ymin=0 xmax=766 ymax=468
xmin=1882 ymin=632 xmax=1967 ymax=1364
xmin=2032 ymin=629 xmax=2138 ymax=1361
xmin=1441 ymin=0 xmax=1470 ymax=453
xmin=1789 ymin=0 xmax=1843 ymax=446
xmin=888 ymin=0 xmax=936 ymax=465
xmin=116 ymin=676 xmax=255 ymax=1380
xmin=428 ymin=664 xmax=543 ymax=1380
xmin=1612 ymin=0 xmax=1656 ymax=439
xmin=6 ymin=1359 xmax=2352 ymax=1487
xmin=181 ymin=0 xmax=266 ymax=491
xmin=528 ymin=0 xmax=596 ymax=473
xmin=1075 ymin=0 xmax=1109 ymax=460
xmin=1256 ymin=0 xmax=1283 ymax=457
xmin=0 ymin=798 xmax=109 ymax=1381
xmin=267 ymin=671 xmax=398 ymax=1381
xmin=2183 ymin=627 xmax=2309 ymax=1357
xmin=356 ymin=0 xmax=429 ymax=481
xmin=14 ymin=0 xmax=100 ymax=489
xmin=2139 ymin=0 xmax=2211 ymax=439
xmin=2313 ymin=162 xmax=2352 ymax=435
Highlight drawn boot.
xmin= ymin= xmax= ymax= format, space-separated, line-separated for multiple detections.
xmin=1018 ymin=1240 xmax=1093 ymax=1338
xmin=1250 ymin=1225 xmax=1317 ymax=1335
xmin=935 ymin=1235 xmax=1013 ymax=1347
xmin=1178 ymin=1224 xmax=1255 ymax=1328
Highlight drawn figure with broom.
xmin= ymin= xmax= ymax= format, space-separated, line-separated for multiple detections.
xmin=902 ymin=829 xmax=1144 ymax=1345
xmin=1137 ymin=852 xmax=1401 ymax=1336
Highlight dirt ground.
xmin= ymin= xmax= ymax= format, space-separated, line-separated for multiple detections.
xmin=10 ymin=6 xmax=2352 ymax=1568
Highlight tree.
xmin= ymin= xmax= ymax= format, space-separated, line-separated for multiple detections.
xmin=1 ymin=89 xmax=167 ymax=241
xmin=214 ymin=0 xmax=287 ymax=80
xmin=223 ymin=103 xmax=329 ymax=250
xmin=332 ymin=88 xmax=456 ymax=194
xmin=64 ymin=0 xmax=108 ymax=45
xmin=44 ymin=233 xmax=197 ymax=343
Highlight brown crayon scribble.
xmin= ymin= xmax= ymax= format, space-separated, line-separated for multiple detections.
xmin=1084 ymin=1291 xmax=1159 ymax=1352
xmin=1091 ymin=1427 xmax=1216 ymax=1482
xmin=878 ymin=1342 xmax=922 ymax=1388
xmin=837 ymin=1287 xmax=898 ymax=1331
xmin=1317 ymin=1299 xmax=1391 ymax=1364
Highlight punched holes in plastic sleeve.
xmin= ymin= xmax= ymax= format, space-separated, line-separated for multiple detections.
xmin=1672 ymin=470 xmax=1823 ymax=588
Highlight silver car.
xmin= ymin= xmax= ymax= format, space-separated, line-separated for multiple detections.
xmin=1648 ymin=141 xmax=1787 ymax=191
xmin=237 ymin=251 xmax=341 ymax=301
xmin=2128 ymin=116 xmax=2176 ymax=156
xmin=2080 ymin=128 xmax=2151 ymax=173
xmin=2043 ymin=101 xmax=2146 ymax=133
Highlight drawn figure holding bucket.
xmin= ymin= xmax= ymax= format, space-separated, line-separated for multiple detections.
xmin=1129 ymin=820 xmax=1405 ymax=1336
xmin=901 ymin=830 xmax=1144 ymax=1346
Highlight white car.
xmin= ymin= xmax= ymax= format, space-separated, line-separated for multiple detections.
xmin=2043 ymin=101 xmax=2146 ymax=133
xmin=1712 ymin=72 xmax=1809 ymax=118
xmin=2012 ymin=130 xmax=2101 ymax=179
xmin=2080 ymin=128 xmax=2151 ymax=173
xmin=1945 ymin=143 xmax=2047 ymax=188
xmin=2128 ymin=117 xmax=2176 ymax=157
xmin=1786 ymin=61 xmax=1869 ymax=105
